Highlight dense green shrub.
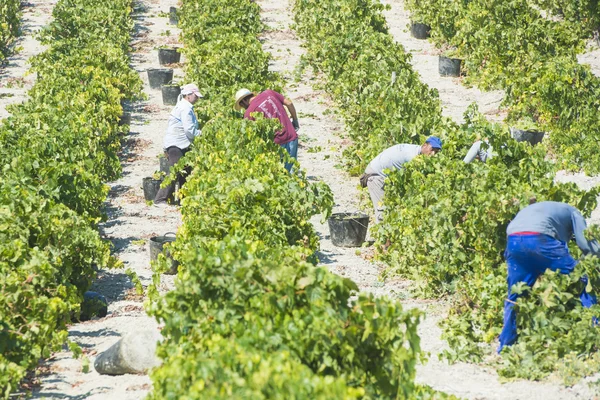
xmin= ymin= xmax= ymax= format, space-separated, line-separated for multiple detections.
xmin=0 ymin=0 xmax=20 ymax=62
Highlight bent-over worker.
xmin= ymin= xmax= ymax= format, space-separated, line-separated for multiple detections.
xmin=154 ymin=84 xmax=203 ymax=206
xmin=234 ymin=88 xmax=299 ymax=172
xmin=498 ymin=201 xmax=599 ymax=352
xmin=361 ymin=136 xmax=442 ymax=222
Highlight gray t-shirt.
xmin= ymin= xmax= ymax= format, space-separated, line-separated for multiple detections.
xmin=365 ymin=144 xmax=421 ymax=177
xmin=507 ymin=201 xmax=600 ymax=255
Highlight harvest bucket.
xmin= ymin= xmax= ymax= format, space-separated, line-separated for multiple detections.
xmin=169 ymin=6 xmax=178 ymax=25
xmin=328 ymin=213 xmax=369 ymax=248
xmin=142 ymin=177 xmax=162 ymax=201
xmin=439 ymin=56 xmax=462 ymax=77
xmin=147 ymin=68 xmax=173 ymax=89
xmin=159 ymin=155 xmax=170 ymax=174
xmin=118 ymin=112 xmax=131 ymax=126
xmin=158 ymin=48 xmax=181 ymax=65
xmin=149 ymin=232 xmax=179 ymax=275
xmin=161 ymin=84 xmax=180 ymax=106
xmin=78 ymin=291 xmax=108 ymax=322
xmin=510 ymin=127 xmax=545 ymax=146
xmin=410 ymin=22 xmax=431 ymax=39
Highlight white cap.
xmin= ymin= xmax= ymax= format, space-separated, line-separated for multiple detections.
xmin=234 ymin=88 xmax=254 ymax=111
xmin=181 ymin=83 xmax=203 ymax=98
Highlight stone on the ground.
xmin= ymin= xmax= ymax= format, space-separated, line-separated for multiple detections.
xmin=94 ymin=329 xmax=163 ymax=375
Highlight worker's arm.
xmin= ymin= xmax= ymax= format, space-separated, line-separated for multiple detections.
xmin=572 ymin=211 xmax=600 ymax=255
xmin=182 ymin=107 xmax=201 ymax=141
xmin=463 ymin=141 xmax=482 ymax=164
xmin=283 ymin=97 xmax=299 ymax=129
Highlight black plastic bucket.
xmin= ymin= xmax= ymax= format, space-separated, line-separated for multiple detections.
xmin=147 ymin=68 xmax=173 ymax=89
xmin=328 ymin=213 xmax=369 ymax=248
xmin=169 ymin=6 xmax=178 ymax=25
xmin=158 ymin=48 xmax=181 ymax=65
xmin=162 ymin=84 xmax=180 ymax=106
xmin=410 ymin=22 xmax=431 ymax=39
xmin=143 ymin=177 xmax=162 ymax=201
xmin=159 ymin=155 xmax=170 ymax=174
xmin=118 ymin=112 xmax=131 ymax=126
xmin=510 ymin=127 xmax=545 ymax=145
xmin=439 ymin=56 xmax=462 ymax=77
xmin=78 ymin=291 xmax=108 ymax=322
xmin=149 ymin=232 xmax=179 ymax=275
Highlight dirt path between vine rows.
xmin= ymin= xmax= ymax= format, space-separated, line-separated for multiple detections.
xmin=258 ymin=1 xmax=596 ymax=399
xmin=31 ymin=1 xmax=182 ymax=398
xmin=0 ymin=0 xmax=56 ymax=120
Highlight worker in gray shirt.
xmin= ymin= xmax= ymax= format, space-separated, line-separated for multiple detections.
xmin=498 ymin=201 xmax=599 ymax=352
xmin=463 ymin=140 xmax=493 ymax=163
xmin=361 ymin=136 xmax=442 ymax=222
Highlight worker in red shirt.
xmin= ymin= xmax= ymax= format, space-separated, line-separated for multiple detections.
xmin=235 ymin=88 xmax=299 ymax=172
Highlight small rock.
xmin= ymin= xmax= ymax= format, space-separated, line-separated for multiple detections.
xmin=94 ymin=329 xmax=162 ymax=375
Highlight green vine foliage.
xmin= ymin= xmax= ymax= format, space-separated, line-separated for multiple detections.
xmin=0 ymin=0 xmax=140 ymax=396
xmin=145 ymin=0 xmax=453 ymax=398
xmin=0 ymin=0 xmax=20 ymax=62
xmin=404 ymin=0 xmax=600 ymax=174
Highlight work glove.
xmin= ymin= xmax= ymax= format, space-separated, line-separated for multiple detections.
xmin=292 ymin=119 xmax=300 ymax=131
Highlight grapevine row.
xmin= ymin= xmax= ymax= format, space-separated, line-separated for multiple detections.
xmin=145 ymin=0 xmax=452 ymax=398
xmin=405 ymin=0 xmax=600 ymax=174
xmin=0 ymin=0 xmax=20 ymax=63
xmin=293 ymin=0 xmax=600 ymax=383
xmin=0 ymin=0 xmax=141 ymax=396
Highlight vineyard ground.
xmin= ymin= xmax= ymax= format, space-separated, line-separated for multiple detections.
xmin=29 ymin=0 xmax=181 ymax=398
xmin=7 ymin=0 xmax=600 ymax=398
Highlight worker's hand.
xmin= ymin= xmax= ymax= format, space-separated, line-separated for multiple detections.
xmin=292 ymin=119 xmax=300 ymax=131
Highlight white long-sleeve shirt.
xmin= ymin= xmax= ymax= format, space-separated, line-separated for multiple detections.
xmin=163 ymin=98 xmax=201 ymax=150
xmin=463 ymin=140 xmax=493 ymax=163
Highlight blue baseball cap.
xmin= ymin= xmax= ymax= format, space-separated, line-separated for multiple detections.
xmin=426 ymin=136 xmax=442 ymax=149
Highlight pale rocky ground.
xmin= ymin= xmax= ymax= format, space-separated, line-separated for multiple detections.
xmin=2 ymin=0 xmax=600 ymax=399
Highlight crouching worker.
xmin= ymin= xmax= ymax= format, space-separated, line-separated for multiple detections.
xmin=360 ymin=136 xmax=442 ymax=222
xmin=499 ymin=201 xmax=599 ymax=352
xmin=154 ymin=84 xmax=203 ymax=206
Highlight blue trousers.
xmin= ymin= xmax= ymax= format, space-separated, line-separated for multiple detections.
xmin=498 ymin=234 xmax=597 ymax=352
xmin=281 ymin=138 xmax=298 ymax=172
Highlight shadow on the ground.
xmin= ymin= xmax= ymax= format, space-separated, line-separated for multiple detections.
xmin=32 ymin=388 xmax=114 ymax=400
xmin=316 ymin=249 xmax=337 ymax=265
xmin=89 ymin=272 xmax=134 ymax=302
xmin=109 ymin=236 xmax=140 ymax=253
xmin=69 ymin=328 xmax=121 ymax=338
